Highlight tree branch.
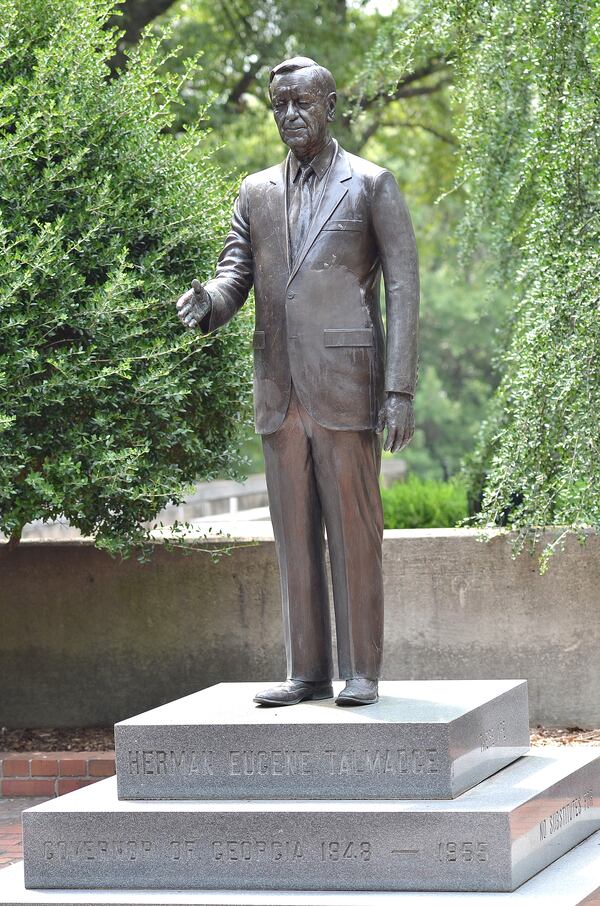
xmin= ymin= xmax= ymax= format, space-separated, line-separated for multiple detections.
xmin=107 ymin=0 xmax=178 ymax=73
xmin=380 ymin=119 xmax=457 ymax=145
xmin=394 ymin=77 xmax=453 ymax=100
xmin=227 ymin=60 xmax=264 ymax=107
xmin=342 ymin=59 xmax=450 ymax=127
xmin=352 ymin=115 xmax=385 ymax=153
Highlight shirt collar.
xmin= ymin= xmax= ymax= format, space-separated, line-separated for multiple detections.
xmin=290 ymin=138 xmax=336 ymax=182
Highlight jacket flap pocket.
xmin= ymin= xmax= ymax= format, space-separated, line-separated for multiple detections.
xmin=322 ymin=219 xmax=364 ymax=232
xmin=324 ymin=328 xmax=373 ymax=347
xmin=253 ymin=330 xmax=265 ymax=350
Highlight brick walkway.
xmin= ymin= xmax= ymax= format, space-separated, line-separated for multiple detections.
xmin=0 ymin=750 xmax=115 ymax=797
xmin=0 ymin=751 xmax=115 ymax=868
xmin=0 ymin=797 xmax=46 ymax=867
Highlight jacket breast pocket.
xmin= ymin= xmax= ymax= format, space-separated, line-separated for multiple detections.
xmin=321 ymin=219 xmax=364 ymax=232
xmin=324 ymin=328 xmax=373 ymax=347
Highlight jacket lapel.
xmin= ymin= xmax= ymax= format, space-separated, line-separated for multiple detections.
xmin=266 ymin=161 xmax=289 ymax=268
xmin=288 ymin=143 xmax=352 ymax=283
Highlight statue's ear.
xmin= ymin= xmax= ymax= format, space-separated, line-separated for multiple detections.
xmin=327 ymin=91 xmax=337 ymax=122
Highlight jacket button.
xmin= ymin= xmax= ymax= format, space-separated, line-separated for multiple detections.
xmin=287 ymin=290 xmax=295 ymax=299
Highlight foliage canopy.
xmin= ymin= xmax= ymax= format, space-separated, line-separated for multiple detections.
xmin=0 ymin=0 xmax=252 ymax=554
xmin=3 ymin=0 xmax=593 ymax=553
xmin=366 ymin=0 xmax=600 ymax=552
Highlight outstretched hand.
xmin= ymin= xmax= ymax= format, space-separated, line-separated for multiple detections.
xmin=175 ymin=279 xmax=211 ymax=329
xmin=376 ymin=393 xmax=415 ymax=453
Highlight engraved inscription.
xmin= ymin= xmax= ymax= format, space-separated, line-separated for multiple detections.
xmin=437 ymin=842 xmax=489 ymax=863
xmin=228 ymin=750 xmax=312 ymax=776
xmin=320 ymin=841 xmax=372 ymax=861
xmin=479 ymin=720 xmax=507 ymax=752
xmin=212 ymin=840 xmax=305 ymax=862
xmin=126 ymin=747 xmax=440 ymax=778
xmin=170 ymin=841 xmax=199 ymax=860
xmin=539 ymin=790 xmax=593 ymax=840
xmin=127 ymin=750 xmax=214 ymax=776
xmin=43 ymin=840 xmax=152 ymax=861
xmin=324 ymin=748 xmax=438 ymax=775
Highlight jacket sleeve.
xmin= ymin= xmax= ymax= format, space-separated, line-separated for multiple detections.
xmin=203 ymin=177 xmax=254 ymax=332
xmin=371 ymin=169 xmax=419 ymax=396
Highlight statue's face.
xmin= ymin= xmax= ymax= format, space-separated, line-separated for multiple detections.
xmin=270 ymin=68 xmax=336 ymax=160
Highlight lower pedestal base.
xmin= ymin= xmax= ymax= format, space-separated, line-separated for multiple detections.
xmin=1 ymin=830 xmax=600 ymax=904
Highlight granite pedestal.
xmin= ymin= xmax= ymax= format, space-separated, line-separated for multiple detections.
xmin=115 ymin=681 xmax=529 ymax=800
xmin=22 ymin=748 xmax=600 ymax=893
xmin=2 ymin=827 xmax=600 ymax=903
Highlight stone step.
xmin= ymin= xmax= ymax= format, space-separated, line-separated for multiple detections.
xmin=22 ymin=748 xmax=600 ymax=893
xmin=2 ymin=831 xmax=600 ymax=904
xmin=114 ymin=681 xmax=529 ymax=800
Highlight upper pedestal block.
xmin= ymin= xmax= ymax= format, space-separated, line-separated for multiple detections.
xmin=114 ymin=681 xmax=529 ymax=801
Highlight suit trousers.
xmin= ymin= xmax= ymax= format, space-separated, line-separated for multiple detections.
xmin=262 ymin=383 xmax=384 ymax=682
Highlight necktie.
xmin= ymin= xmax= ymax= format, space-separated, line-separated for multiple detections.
xmin=288 ymin=164 xmax=315 ymax=264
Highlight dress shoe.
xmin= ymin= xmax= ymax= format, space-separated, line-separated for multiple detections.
xmin=254 ymin=679 xmax=334 ymax=706
xmin=335 ymin=678 xmax=379 ymax=706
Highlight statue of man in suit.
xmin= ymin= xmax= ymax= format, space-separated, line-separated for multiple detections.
xmin=176 ymin=57 xmax=419 ymax=707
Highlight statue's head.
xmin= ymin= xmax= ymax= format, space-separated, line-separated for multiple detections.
xmin=269 ymin=57 xmax=336 ymax=160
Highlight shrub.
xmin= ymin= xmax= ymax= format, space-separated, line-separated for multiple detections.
xmin=381 ymin=475 xmax=468 ymax=530
xmin=0 ymin=0 xmax=252 ymax=555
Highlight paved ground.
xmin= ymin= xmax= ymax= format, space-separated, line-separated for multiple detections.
xmin=0 ymin=797 xmax=46 ymax=867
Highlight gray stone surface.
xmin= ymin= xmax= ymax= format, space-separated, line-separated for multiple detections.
xmin=2 ymin=829 xmax=600 ymax=902
xmin=22 ymin=748 xmax=600 ymax=893
xmin=2 ymin=530 xmax=599 ymax=729
xmin=115 ymin=681 xmax=529 ymax=800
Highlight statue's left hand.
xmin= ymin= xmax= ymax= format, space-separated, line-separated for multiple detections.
xmin=376 ymin=393 xmax=415 ymax=453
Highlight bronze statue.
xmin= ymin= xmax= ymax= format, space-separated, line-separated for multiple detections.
xmin=176 ymin=57 xmax=419 ymax=707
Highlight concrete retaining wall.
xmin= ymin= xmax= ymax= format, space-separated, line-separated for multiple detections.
xmin=1 ymin=529 xmax=598 ymax=727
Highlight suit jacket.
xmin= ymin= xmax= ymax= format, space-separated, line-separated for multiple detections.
xmin=205 ymin=140 xmax=419 ymax=435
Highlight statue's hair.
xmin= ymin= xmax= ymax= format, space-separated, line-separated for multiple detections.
xmin=269 ymin=57 xmax=336 ymax=97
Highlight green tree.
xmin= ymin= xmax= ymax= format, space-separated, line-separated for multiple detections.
xmin=0 ymin=0 xmax=253 ymax=555
xmin=364 ymin=1 xmax=600 ymax=554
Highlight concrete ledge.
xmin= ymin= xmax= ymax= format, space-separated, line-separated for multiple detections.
xmin=1 ymin=530 xmax=598 ymax=727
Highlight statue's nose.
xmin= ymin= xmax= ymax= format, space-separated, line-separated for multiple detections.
xmin=284 ymin=101 xmax=300 ymax=121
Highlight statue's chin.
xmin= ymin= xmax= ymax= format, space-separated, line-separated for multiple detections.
xmin=287 ymin=143 xmax=308 ymax=157
xmin=283 ymin=135 xmax=310 ymax=158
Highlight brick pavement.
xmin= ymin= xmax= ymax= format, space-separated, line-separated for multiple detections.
xmin=0 ymin=750 xmax=116 ymax=869
xmin=0 ymin=750 xmax=115 ymax=796
xmin=0 ymin=750 xmax=115 ymax=869
xmin=0 ymin=797 xmax=46 ymax=867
